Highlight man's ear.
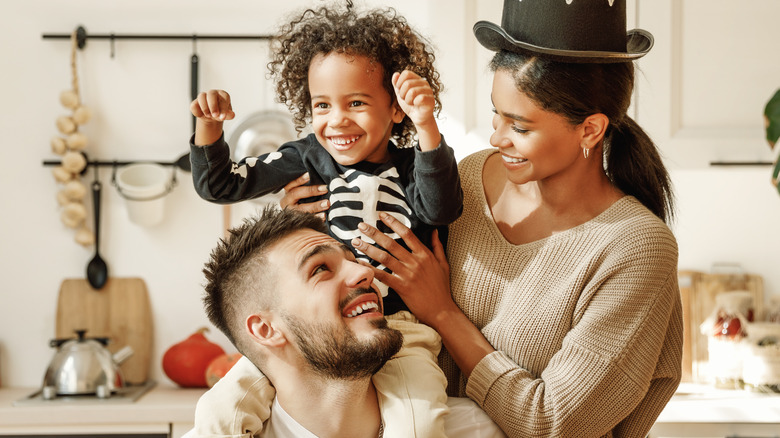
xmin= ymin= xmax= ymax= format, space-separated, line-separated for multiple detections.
xmin=246 ymin=313 xmax=287 ymax=348
xmin=580 ymin=113 xmax=610 ymax=150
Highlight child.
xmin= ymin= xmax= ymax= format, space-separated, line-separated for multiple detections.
xmin=188 ymin=3 xmax=459 ymax=437
xmin=189 ymin=5 xmax=462 ymax=316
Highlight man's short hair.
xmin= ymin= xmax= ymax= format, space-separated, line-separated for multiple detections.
xmin=202 ymin=206 xmax=327 ymax=353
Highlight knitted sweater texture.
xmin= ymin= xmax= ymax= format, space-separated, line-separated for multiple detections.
xmin=440 ymin=149 xmax=683 ymax=438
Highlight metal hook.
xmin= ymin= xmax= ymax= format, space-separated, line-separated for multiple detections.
xmin=75 ymin=26 xmax=87 ymax=49
xmin=110 ymin=33 xmax=115 ymax=59
xmin=110 ymin=161 xmax=118 ymax=187
xmin=192 ymin=34 xmax=198 ymax=54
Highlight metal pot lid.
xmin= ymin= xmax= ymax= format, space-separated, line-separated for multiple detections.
xmin=226 ymin=110 xmax=301 ymax=204
xmin=50 ymin=329 xmax=109 ymax=349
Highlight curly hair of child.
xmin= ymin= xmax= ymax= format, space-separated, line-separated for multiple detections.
xmin=267 ymin=3 xmax=443 ymax=148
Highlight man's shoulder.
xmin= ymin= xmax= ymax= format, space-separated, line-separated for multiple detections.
xmin=193 ymin=356 xmax=274 ymax=436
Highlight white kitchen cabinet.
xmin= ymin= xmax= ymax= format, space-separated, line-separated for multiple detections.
xmin=651 ymin=423 xmax=780 ymax=438
xmin=0 ymin=386 xmax=203 ymax=437
xmin=464 ymin=0 xmax=779 ymax=168
xmin=0 ymin=424 xmax=169 ymax=436
xmin=634 ymin=0 xmax=779 ymax=168
xmin=170 ymin=423 xmax=195 ymax=438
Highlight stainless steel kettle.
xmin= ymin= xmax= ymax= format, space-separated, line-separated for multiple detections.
xmin=42 ymin=329 xmax=133 ymax=399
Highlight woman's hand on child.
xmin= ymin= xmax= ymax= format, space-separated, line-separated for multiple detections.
xmin=351 ymin=213 xmax=457 ymax=327
xmin=191 ymin=89 xmax=236 ymax=123
xmin=279 ymin=173 xmax=329 ymax=220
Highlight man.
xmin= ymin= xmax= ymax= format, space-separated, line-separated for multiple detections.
xmin=188 ymin=207 xmax=505 ymax=438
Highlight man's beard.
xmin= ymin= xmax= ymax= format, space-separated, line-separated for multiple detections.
xmin=281 ymin=290 xmax=403 ymax=380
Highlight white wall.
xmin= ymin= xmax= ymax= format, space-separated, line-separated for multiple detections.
xmin=632 ymin=0 xmax=780 ymax=302
xmin=671 ymin=167 xmax=780 ymax=292
xmin=1 ymin=0 xmax=778 ymax=388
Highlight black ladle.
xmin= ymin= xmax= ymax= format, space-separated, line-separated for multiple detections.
xmin=86 ymin=176 xmax=108 ymax=289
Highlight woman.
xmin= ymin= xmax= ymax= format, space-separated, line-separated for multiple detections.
xmin=282 ymin=1 xmax=682 ymax=436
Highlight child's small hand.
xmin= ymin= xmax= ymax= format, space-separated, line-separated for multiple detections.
xmin=191 ymin=89 xmax=236 ymax=122
xmin=191 ymin=89 xmax=236 ymax=146
xmin=392 ymin=71 xmax=435 ymax=127
xmin=392 ymin=71 xmax=441 ymax=151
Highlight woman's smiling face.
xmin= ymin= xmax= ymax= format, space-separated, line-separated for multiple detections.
xmin=308 ymin=52 xmax=405 ymax=166
xmin=489 ymin=68 xmax=583 ymax=185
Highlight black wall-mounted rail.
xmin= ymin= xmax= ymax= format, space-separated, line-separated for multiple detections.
xmin=41 ymin=25 xmax=272 ymax=173
xmin=42 ymin=26 xmax=272 ymax=49
xmin=709 ymin=161 xmax=774 ymax=167
xmin=42 ymin=157 xmax=186 ymax=169
xmin=43 ymin=151 xmax=192 ymax=174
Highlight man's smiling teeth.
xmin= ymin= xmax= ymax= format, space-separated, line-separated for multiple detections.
xmin=346 ymin=301 xmax=379 ymax=318
xmin=502 ymin=155 xmax=527 ymax=163
xmin=330 ymin=136 xmax=360 ymax=146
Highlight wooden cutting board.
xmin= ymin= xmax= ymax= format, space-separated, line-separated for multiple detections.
xmin=55 ymin=278 xmax=153 ymax=385
xmin=677 ymin=271 xmax=695 ymax=383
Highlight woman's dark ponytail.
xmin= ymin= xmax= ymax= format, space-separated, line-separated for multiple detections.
xmin=605 ymin=116 xmax=675 ymax=223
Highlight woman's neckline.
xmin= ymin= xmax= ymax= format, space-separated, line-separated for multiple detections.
xmin=476 ymin=149 xmax=629 ymax=247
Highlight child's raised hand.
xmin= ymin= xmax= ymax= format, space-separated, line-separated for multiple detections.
xmin=392 ymin=71 xmax=441 ymax=151
xmin=191 ymin=89 xmax=235 ymax=122
xmin=191 ymin=89 xmax=235 ymax=146
xmin=392 ymin=71 xmax=436 ymax=127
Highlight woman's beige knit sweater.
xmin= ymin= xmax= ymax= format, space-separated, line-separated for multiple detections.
xmin=440 ymin=149 xmax=683 ymax=438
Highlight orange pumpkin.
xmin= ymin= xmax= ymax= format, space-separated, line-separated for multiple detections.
xmin=162 ymin=327 xmax=225 ymax=388
xmin=205 ymin=352 xmax=242 ymax=387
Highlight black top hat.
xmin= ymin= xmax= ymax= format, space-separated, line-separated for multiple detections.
xmin=474 ymin=0 xmax=653 ymax=63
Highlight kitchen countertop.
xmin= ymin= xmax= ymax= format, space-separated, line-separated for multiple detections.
xmin=1 ymin=383 xmax=778 ymax=431
xmin=0 ymin=384 xmax=206 ymax=429
xmin=654 ymin=382 xmax=780 ymax=424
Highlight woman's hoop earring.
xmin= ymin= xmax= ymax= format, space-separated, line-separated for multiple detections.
xmin=583 ymin=148 xmax=590 ymax=159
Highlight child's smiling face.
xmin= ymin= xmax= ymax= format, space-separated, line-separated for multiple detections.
xmin=308 ymin=52 xmax=406 ymax=165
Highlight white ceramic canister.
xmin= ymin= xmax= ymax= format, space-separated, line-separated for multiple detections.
xmin=115 ymin=163 xmax=173 ymax=226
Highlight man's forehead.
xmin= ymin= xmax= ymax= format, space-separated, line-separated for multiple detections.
xmin=270 ymin=229 xmax=343 ymax=264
